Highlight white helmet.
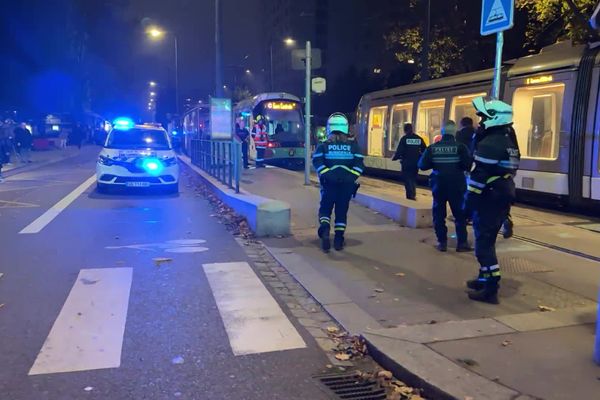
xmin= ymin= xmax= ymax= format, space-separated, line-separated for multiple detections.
xmin=326 ymin=112 xmax=349 ymax=135
xmin=472 ymin=96 xmax=513 ymax=129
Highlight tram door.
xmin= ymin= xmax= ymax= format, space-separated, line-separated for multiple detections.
xmin=367 ymin=106 xmax=387 ymax=157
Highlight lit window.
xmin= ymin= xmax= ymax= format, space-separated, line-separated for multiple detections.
xmin=367 ymin=106 xmax=387 ymax=156
xmin=417 ymin=99 xmax=446 ymax=145
xmin=512 ymin=83 xmax=565 ymax=160
xmin=389 ymin=103 xmax=413 ymax=151
xmin=450 ymin=93 xmax=486 ymax=124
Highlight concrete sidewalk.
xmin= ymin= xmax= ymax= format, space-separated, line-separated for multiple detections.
xmin=240 ymin=166 xmax=600 ymax=400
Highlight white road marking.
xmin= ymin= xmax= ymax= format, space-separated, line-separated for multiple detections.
xmin=19 ymin=174 xmax=96 ymax=234
xmin=203 ymin=262 xmax=306 ymax=356
xmin=106 ymin=239 xmax=209 ymax=253
xmin=29 ymin=268 xmax=133 ymax=375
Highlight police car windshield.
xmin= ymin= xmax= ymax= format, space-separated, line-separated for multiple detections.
xmin=106 ymin=128 xmax=171 ymax=150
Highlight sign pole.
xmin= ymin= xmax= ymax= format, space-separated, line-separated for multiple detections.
xmin=492 ymin=31 xmax=504 ymax=99
xmin=304 ymin=41 xmax=312 ymax=186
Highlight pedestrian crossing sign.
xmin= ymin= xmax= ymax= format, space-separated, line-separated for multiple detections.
xmin=481 ymin=0 xmax=514 ymax=36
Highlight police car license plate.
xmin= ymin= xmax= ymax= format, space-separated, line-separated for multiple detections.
xmin=125 ymin=182 xmax=150 ymax=187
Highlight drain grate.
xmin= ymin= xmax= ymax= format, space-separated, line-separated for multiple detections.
xmin=499 ymin=256 xmax=553 ymax=274
xmin=315 ymin=372 xmax=387 ymax=400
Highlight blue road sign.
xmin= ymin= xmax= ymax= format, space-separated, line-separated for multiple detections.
xmin=481 ymin=0 xmax=514 ymax=36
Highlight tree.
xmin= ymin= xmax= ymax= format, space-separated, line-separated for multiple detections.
xmin=516 ymin=0 xmax=598 ymax=48
xmin=383 ymin=0 xmax=489 ymax=82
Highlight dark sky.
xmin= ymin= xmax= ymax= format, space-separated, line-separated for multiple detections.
xmin=122 ymin=0 xmax=263 ymax=112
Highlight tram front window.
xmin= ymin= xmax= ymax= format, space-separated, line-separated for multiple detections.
xmin=259 ymin=102 xmax=304 ymax=143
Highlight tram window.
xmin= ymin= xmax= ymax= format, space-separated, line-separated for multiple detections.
xmin=367 ymin=106 xmax=387 ymax=156
xmin=389 ymin=102 xmax=413 ymax=151
xmin=512 ymin=83 xmax=564 ymax=160
xmin=451 ymin=93 xmax=486 ymax=123
xmin=417 ymin=99 xmax=446 ymax=145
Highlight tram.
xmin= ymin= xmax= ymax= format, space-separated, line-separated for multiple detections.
xmin=234 ymin=93 xmax=306 ymax=168
xmin=356 ymin=41 xmax=600 ymax=207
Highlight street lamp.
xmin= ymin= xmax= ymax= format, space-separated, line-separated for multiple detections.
xmin=149 ymin=81 xmax=157 ymax=87
xmin=146 ymin=25 xmax=179 ymax=114
xmin=270 ymin=37 xmax=296 ymax=91
xmin=150 ymin=92 xmax=156 ymax=97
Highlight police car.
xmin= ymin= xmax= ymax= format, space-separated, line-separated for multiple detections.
xmin=96 ymin=118 xmax=179 ymax=193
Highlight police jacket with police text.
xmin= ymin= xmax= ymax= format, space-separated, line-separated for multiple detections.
xmin=392 ymin=133 xmax=426 ymax=170
xmin=467 ymin=125 xmax=520 ymax=199
xmin=312 ymin=140 xmax=364 ymax=184
xmin=418 ymin=135 xmax=471 ymax=179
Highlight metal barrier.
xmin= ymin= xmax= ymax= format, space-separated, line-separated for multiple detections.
xmin=190 ymin=139 xmax=242 ymax=193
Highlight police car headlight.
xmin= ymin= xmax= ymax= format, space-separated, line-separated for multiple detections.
xmin=98 ymin=155 xmax=114 ymax=166
xmin=163 ymin=157 xmax=178 ymax=166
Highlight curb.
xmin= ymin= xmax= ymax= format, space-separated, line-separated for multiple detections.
xmin=3 ymin=151 xmax=83 ymax=178
xmin=179 ymin=155 xmax=291 ymax=237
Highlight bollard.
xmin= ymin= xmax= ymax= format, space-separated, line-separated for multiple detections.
xmin=595 ymin=290 xmax=600 ymax=365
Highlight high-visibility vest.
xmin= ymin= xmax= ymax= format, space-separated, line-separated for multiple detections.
xmin=253 ymin=126 xmax=268 ymax=147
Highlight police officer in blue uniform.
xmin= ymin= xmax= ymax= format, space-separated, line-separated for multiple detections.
xmin=465 ymin=97 xmax=520 ymax=304
xmin=312 ymin=113 xmax=364 ymax=252
xmin=392 ymin=123 xmax=426 ymax=200
xmin=418 ymin=120 xmax=472 ymax=252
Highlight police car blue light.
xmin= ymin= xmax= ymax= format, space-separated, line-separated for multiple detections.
xmin=142 ymin=158 xmax=164 ymax=176
xmin=112 ymin=117 xmax=135 ymax=131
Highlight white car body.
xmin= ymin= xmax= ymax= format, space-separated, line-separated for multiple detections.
xmin=96 ymin=124 xmax=180 ymax=192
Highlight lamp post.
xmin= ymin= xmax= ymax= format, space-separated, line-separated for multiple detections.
xmin=421 ymin=0 xmax=431 ymax=82
xmin=147 ymin=26 xmax=179 ymax=115
xmin=270 ymin=37 xmax=296 ymax=91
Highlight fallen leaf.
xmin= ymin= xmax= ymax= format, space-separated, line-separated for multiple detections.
xmin=0 ymin=273 xmax=3 ymax=280
xmin=538 ymin=305 xmax=556 ymax=312
xmin=410 ymin=396 xmax=424 ymax=400
xmin=457 ymin=358 xmax=479 ymax=367
xmin=428 ymin=320 xmax=437 ymax=324
xmin=171 ymin=356 xmax=185 ymax=365
xmin=0 ymin=304 xmax=4 ymax=309
xmin=325 ymin=364 xmax=333 ymax=369
xmin=377 ymin=370 xmax=393 ymax=380
xmin=326 ymin=326 xmax=339 ymax=334
xmin=334 ymin=353 xmax=351 ymax=361
xmin=374 ymin=288 xmax=385 ymax=293
xmin=501 ymin=340 xmax=512 ymax=347
xmin=465 ymin=397 xmax=475 ymax=400
xmin=80 ymin=278 xmax=99 ymax=285
xmin=395 ymin=272 xmax=406 ymax=277
xmin=393 ymin=298 xmax=400 ymax=302
xmin=84 ymin=386 xmax=93 ymax=392
xmin=153 ymin=257 xmax=173 ymax=267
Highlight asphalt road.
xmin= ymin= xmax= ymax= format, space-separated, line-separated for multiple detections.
xmin=0 ymin=147 xmax=331 ymax=400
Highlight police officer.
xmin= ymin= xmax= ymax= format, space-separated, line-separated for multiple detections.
xmin=464 ymin=97 xmax=520 ymax=304
xmin=252 ymin=116 xmax=268 ymax=168
xmin=418 ymin=120 xmax=472 ymax=252
xmin=312 ymin=113 xmax=364 ymax=252
xmin=392 ymin=123 xmax=426 ymax=200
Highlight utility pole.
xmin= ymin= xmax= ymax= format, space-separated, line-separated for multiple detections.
xmin=215 ymin=0 xmax=224 ymax=97
xmin=421 ymin=0 xmax=431 ymax=82
xmin=304 ymin=41 xmax=312 ymax=186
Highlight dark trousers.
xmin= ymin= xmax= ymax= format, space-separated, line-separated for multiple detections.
xmin=432 ymin=181 xmax=468 ymax=245
xmin=319 ymin=182 xmax=355 ymax=234
xmin=242 ymin=142 xmax=249 ymax=168
xmin=402 ymin=168 xmax=418 ymax=200
xmin=256 ymin=146 xmax=265 ymax=167
xmin=473 ymin=193 xmax=511 ymax=281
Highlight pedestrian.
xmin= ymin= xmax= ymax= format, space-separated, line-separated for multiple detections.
xmin=312 ymin=113 xmax=364 ymax=252
xmin=456 ymin=117 xmax=476 ymax=149
xmin=235 ymin=123 xmax=250 ymax=169
xmin=14 ymin=122 xmax=33 ymax=163
xmin=252 ymin=116 xmax=268 ymax=168
xmin=464 ymin=97 xmax=520 ymax=304
xmin=72 ymin=123 xmax=84 ymax=150
xmin=418 ymin=120 xmax=472 ymax=252
xmin=392 ymin=123 xmax=426 ymax=200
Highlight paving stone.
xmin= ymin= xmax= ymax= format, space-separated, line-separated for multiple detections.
xmin=298 ymin=318 xmax=321 ymax=328
xmin=314 ymin=338 xmax=337 ymax=352
xmin=267 ymin=281 xmax=286 ymax=289
xmin=290 ymin=309 xmax=311 ymax=319
xmin=303 ymin=326 xmax=329 ymax=339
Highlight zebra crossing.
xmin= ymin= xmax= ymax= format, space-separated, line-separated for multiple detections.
xmin=27 ymin=262 xmax=306 ymax=377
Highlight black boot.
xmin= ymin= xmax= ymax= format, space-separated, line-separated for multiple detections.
xmin=436 ymin=242 xmax=447 ymax=252
xmin=333 ymin=232 xmax=345 ymax=251
xmin=502 ymin=217 xmax=514 ymax=239
xmin=466 ymin=278 xmax=485 ymax=290
xmin=318 ymin=224 xmax=331 ymax=253
xmin=456 ymin=242 xmax=473 ymax=252
xmin=468 ymin=281 xmax=499 ymax=304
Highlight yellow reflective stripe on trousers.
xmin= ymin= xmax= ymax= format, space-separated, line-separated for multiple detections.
xmin=468 ymin=186 xmax=482 ymax=194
